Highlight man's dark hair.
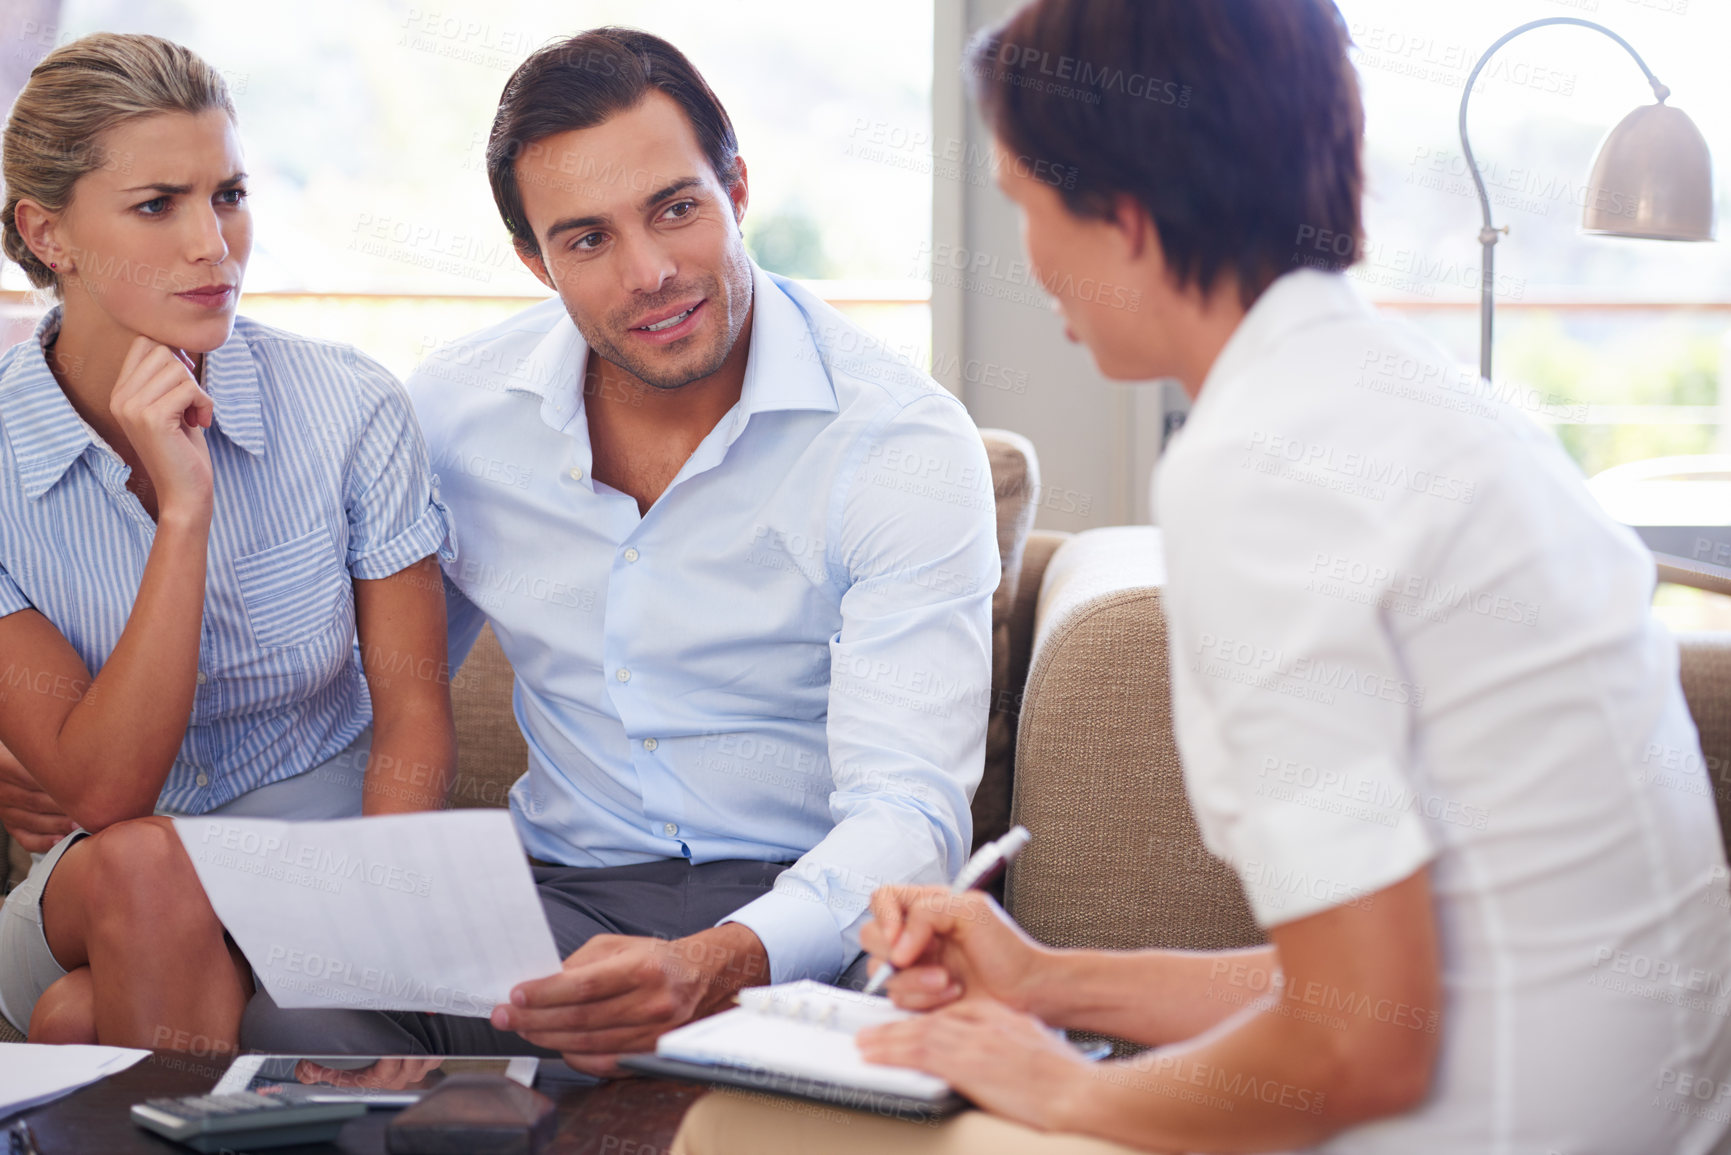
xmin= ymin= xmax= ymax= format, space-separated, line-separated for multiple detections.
xmin=968 ymin=0 xmax=1363 ymax=307
xmin=487 ymin=27 xmax=740 ymax=255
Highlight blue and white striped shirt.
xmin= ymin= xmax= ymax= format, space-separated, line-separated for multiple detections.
xmin=0 ymin=309 xmax=454 ymax=813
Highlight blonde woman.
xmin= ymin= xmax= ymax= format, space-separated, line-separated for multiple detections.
xmin=0 ymin=33 xmax=456 ymax=1055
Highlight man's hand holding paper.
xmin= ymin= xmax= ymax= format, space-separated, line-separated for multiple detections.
xmin=493 ymin=923 xmax=769 ymax=1077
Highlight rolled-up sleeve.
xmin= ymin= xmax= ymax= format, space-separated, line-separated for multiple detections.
xmin=343 ymin=363 xmax=457 ymax=581
xmin=724 ymin=395 xmax=1000 ymax=982
xmin=0 ymin=562 xmax=30 ymax=619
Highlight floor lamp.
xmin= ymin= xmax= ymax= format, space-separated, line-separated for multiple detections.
xmin=1459 ymin=17 xmax=1715 ymax=382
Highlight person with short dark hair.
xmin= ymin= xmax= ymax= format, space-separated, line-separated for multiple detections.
xmin=673 ymin=2 xmax=1731 ymax=1152
xmin=239 ymin=27 xmax=999 ymax=1072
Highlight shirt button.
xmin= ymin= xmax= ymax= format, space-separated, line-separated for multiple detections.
xmin=663 ymin=822 xmax=679 ymax=837
xmin=195 ymin=671 xmax=209 ymax=685
xmin=643 ymin=737 xmax=659 ymax=752
xmin=568 ymin=467 xmax=584 ymax=482
xmin=623 ymin=547 xmax=640 ymax=563
xmin=195 ymin=773 xmax=209 ymax=787
xmin=616 ymin=668 xmax=631 ymax=683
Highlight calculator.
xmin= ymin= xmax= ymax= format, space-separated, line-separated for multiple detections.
xmin=129 ymin=1090 xmax=367 ymax=1152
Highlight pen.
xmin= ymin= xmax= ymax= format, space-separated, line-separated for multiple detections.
xmin=9 ymin=1119 xmax=42 ymax=1155
xmin=861 ymin=824 xmax=1032 ymax=997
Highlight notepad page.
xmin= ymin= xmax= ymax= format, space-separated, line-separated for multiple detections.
xmin=656 ymin=981 xmax=950 ymax=1101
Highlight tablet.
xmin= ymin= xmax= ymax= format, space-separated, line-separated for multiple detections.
xmin=212 ymin=1054 xmax=539 ymax=1106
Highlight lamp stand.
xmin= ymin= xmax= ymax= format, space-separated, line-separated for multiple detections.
xmin=1458 ymin=17 xmax=1671 ymax=382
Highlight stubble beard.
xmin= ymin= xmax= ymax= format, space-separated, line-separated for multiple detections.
xmin=576 ymin=243 xmax=755 ymax=393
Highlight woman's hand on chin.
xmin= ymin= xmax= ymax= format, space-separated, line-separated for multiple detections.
xmin=111 ymin=335 xmax=215 ymax=523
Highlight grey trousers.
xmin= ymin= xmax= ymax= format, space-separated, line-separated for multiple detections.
xmin=239 ymin=856 xmax=794 ymax=1056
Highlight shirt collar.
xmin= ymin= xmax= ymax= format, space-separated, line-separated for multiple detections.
xmin=512 ymin=262 xmax=841 ymax=436
xmin=737 ymin=265 xmax=841 ymax=422
xmin=199 ymin=323 xmax=267 ymax=457
xmin=0 ymin=308 xmax=266 ymax=499
xmin=1192 ymin=269 xmax=1374 ymax=421
xmin=1 ymin=309 xmax=94 ymax=498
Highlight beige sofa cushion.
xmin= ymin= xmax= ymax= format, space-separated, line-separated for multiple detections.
xmin=1001 ymin=531 xmax=1070 ymax=771
xmin=446 ymin=623 xmax=530 ymax=812
xmin=1008 ymin=526 xmax=1263 ymax=953
xmin=975 ymin=429 xmax=1040 ymax=850
xmin=1678 ymin=632 xmax=1731 ymax=861
xmin=1009 ymin=531 xmax=1070 ymax=699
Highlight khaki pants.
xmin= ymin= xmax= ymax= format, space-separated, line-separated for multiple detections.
xmin=672 ymin=1089 xmax=1149 ymax=1155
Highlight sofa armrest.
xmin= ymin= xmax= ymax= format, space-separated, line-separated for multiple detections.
xmin=1678 ymin=631 xmax=1731 ymax=864
xmin=1007 ymin=526 xmax=1263 ymax=954
xmin=1005 ymin=530 xmax=1070 ymax=713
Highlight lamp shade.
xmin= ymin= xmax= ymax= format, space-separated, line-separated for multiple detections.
xmin=1582 ymin=102 xmax=1715 ymax=241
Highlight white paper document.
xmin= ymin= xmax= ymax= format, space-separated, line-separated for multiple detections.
xmin=0 ymin=1043 xmax=149 ymax=1119
xmin=175 ymin=810 xmax=562 ymax=1017
xmin=654 ymin=980 xmax=950 ymax=1100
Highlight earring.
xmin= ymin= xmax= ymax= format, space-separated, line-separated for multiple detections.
xmin=48 ymin=262 xmax=56 ymax=269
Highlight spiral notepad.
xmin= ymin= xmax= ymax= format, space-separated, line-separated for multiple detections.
xmin=650 ymin=980 xmax=951 ymax=1101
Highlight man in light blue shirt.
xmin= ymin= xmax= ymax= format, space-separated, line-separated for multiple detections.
xmin=241 ymin=27 xmax=996 ymax=1073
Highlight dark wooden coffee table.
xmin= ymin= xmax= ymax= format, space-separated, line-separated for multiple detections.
xmin=14 ymin=1053 xmax=709 ymax=1154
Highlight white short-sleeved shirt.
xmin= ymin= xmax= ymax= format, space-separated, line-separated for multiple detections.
xmin=1157 ymin=270 xmax=1731 ymax=1154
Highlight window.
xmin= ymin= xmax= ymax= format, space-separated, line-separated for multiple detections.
xmin=1334 ymin=0 xmax=1731 ymax=626
xmin=10 ymin=0 xmax=934 ymax=376
xmin=1335 ymin=0 xmax=1730 ymax=479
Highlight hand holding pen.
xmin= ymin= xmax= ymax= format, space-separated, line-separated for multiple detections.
xmin=859 ymin=826 xmax=1038 ymax=1007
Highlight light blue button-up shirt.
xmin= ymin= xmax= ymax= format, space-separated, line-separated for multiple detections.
xmin=0 ymin=310 xmax=454 ymax=812
xmin=408 ymin=267 xmax=998 ymax=982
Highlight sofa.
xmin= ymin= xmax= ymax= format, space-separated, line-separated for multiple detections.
xmin=3 ymin=431 xmax=1729 ymax=1049
xmin=1008 ymin=530 xmax=1731 ymax=959
xmin=428 ymin=522 xmax=1731 ymax=961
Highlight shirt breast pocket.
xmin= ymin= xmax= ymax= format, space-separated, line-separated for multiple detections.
xmin=231 ymin=529 xmax=352 ymax=651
